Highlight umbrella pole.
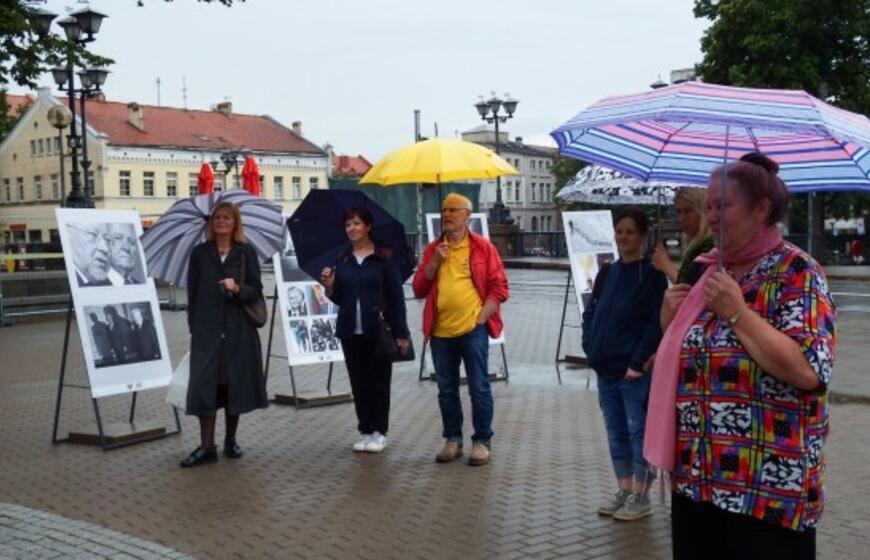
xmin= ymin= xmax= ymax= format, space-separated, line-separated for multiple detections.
xmin=718 ymin=126 xmax=730 ymax=271
xmin=416 ymin=183 xmax=424 ymax=259
xmin=656 ymin=189 xmax=663 ymax=248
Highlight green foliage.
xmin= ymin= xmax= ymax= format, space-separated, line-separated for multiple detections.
xmin=551 ymin=154 xmax=586 ymax=190
xmin=694 ymin=0 xmax=870 ymax=226
xmin=0 ymin=89 xmax=28 ymax=142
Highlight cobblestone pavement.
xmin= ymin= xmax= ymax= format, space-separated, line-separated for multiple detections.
xmin=0 ymin=269 xmax=868 ymax=559
xmin=0 ymin=503 xmax=193 ymax=559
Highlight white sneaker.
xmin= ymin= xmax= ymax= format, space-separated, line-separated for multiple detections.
xmin=353 ymin=433 xmax=372 ymax=452
xmin=364 ymin=432 xmax=387 ymax=453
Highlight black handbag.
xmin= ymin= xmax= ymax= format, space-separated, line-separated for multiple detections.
xmin=240 ymin=252 xmax=268 ymax=328
xmin=374 ymin=260 xmax=414 ymax=362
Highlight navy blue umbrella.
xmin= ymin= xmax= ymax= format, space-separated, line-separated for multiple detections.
xmin=288 ymin=189 xmax=416 ymax=282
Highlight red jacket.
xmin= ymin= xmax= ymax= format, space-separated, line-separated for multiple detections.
xmin=412 ymin=231 xmax=509 ymax=341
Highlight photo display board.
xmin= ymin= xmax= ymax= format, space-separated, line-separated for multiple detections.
xmin=56 ymin=208 xmax=173 ymax=397
xmin=273 ymin=217 xmax=343 ymax=366
xmin=561 ymin=210 xmax=619 ymax=315
xmin=425 ymin=212 xmax=504 ymax=345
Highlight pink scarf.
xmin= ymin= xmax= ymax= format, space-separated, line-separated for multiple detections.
xmin=643 ymin=226 xmax=783 ymax=471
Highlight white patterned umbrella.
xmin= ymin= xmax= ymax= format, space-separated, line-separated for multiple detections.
xmin=556 ymin=164 xmax=686 ymax=205
xmin=140 ymin=190 xmax=284 ymax=287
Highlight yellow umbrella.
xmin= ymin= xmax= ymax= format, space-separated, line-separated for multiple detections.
xmin=360 ymin=138 xmax=519 ymax=185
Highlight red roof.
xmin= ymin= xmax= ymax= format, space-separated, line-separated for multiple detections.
xmin=5 ymin=94 xmax=35 ymax=116
xmin=80 ymin=99 xmax=323 ymax=154
xmin=331 ymin=154 xmax=372 ymax=177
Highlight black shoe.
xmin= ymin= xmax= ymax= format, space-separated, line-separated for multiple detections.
xmin=180 ymin=446 xmax=218 ymax=468
xmin=224 ymin=441 xmax=243 ymax=459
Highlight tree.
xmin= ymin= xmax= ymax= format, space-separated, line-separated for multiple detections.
xmin=694 ymin=0 xmax=870 ymax=227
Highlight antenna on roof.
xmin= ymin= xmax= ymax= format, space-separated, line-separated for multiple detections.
xmin=434 ymin=122 xmax=439 ymax=137
xmin=156 ymin=77 xmax=161 ymax=106
xmin=182 ymin=76 xmax=188 ymax=110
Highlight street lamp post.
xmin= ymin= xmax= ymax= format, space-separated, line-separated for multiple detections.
xmin=210 ymin=149 xmax=249 ymax=189
xmin=41 ymin=8 xmax=109 ymax=208
xmin=475 ymin=92 xmax=519 ymax=224
xmin=47 ymin=104 xmax=72 ymax=199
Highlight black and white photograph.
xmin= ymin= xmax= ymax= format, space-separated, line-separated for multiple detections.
xmin=426 ymin=212 xmax=487 ymax=242
xmin=307 ymin=283 xmax=338 ymax=316
xmin=286 ymin=285 xmax=309 ymax=317
xmin=279 ymin=229 xmax=309 ymax=282
xmin=56 ymin=208 xmax=173 ymax=398
xmin=288 ymin=320 xmax=312 ymax=354
xmin=84 ymin=301 xmax=161 ymax=368
xmin=65 ymin=222 xmax=147 ymax=287
xmin=310 ymin=317 xmax=340 ymax=353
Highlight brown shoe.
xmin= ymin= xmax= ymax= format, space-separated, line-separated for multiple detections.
xmin=467 ymin=442 xmax=490 ymax=466
xmin=435 ymin=440 xmax=463 ymax=463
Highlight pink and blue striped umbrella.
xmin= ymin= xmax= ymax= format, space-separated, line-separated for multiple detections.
xmin=551 ymin=81 xmax=870 ymax=193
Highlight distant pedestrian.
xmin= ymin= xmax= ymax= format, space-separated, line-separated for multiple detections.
xmin=131 ymin=307 xmax=160 ymax=361
xmin=88 ymin=312 xmax=113 ymax=364
xmin=104 ymin=305 xmax=134 ymax=364
xmin=321 ymin=207 xmax=410 ymax=453
xmin=412 ymin=193 xmax=509 ymax=466
xmin=582 ymin=207 xmax=667 ymax=521
xmin=646 ymin=153 xmax=837 ymax=559
xmin=182 ymin=202 xmax=268 ymax=468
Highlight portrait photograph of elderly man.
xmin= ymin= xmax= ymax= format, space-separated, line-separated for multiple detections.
xmin=66 ymin=222 xmax=147 ymax=287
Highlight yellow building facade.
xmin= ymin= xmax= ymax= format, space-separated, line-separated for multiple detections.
xmin=0 ymin=89 xmax=329 ymax=244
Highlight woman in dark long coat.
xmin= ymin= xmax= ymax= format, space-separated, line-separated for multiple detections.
xmin=181 ymin=201 xmax=268 ymax=468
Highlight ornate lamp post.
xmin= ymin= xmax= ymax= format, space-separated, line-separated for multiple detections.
xmin=42 ymin=7 xmax=109 ymax=208
xmin=475 ymin=92 xmax=519 ymax=224
xmin=47 ymin=104 xmax=72 ymax=199
xmin=210 ymin=149 xmax=249 ymax=189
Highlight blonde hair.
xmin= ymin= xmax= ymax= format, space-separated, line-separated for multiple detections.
xmin=442 ymin=192 xmax=472 ymax=211
xmin=206 ymin=202 xmax=247 ymax=244
xmin=674 ymin=187 xmax=709 ymax=248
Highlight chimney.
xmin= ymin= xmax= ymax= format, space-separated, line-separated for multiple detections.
xmin=515 ymin=136 xmax=523 ymax=144
xmin=215 ymin=101 xmax=232 ymax=116
xmin=292 ymin=120 xmax=302 ymax=137
xmin=127 ymin=102 xmax=145 ymax=131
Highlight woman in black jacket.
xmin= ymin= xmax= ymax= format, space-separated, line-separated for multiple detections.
xmin=581 ymin=207 xmax=667 ymax=521
xmin=320 ymin=207 xmax=410 ymax=453
xmin=181 ymin=202 xmax=268 ymax=468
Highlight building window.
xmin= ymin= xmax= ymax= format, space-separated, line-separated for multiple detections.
xmin=3 ymin=178 xmax=10 ymax=203
xmin=46 ymin=137 xmax=53 ymax=155
xmin=188 ymin=173 xmax=198 ymax=197
xmin=515 ymin=182 xmax=521 ymax=202
xmin=37 ymin=139 xmax=44 ymax=156
xmin=530 ymin=160 xmax=536 ymax=170
xmin=546 ymin=183 xmax=552 ymax=201
xmin=166 ymin=172 xmax=177 ymax=197
xmin=531 ymin=216 xmax=538 ymax=231
xmin=51 ymin=174 xmax=60 ymax=199
xmin=309 ymin=176 xmax=319 ymax=190
xmin=274 ymin=176 xmax=284 ymax=200
xmin=505 ymin=180 xmax=512 ymax=202
xmin=143 ymin=171 xmax=155 ymax=196
xmin=214 ymin=175 xmax=224 ymax=192
xmin=28 ymin=229 xmax=43 ymax=243
xmin=530 ymin=182 xmax=537 ymax=202
xmin=34 ymin=175 xmax=43 ymax=200
xmin=16 ymin=177 xmax=24 ymax=202
xmin=292 ymin=177 xmax=301 ymax=199
xmin=259 ymin=175 xmax=264 ymax=194
xmin=86 ymin=170 xmax=95 ymax=197
xmin=30 ymin=140 xmax=36 ymax=157
xmin=539 ymin=183 xmax=545 ymax=202
xmin=119 ymin=171 xmax=131 ymax=196
xmin=546 ymin=161 xmax=552 ymax=170
xmin=54 ymin=137 xmax=61 ymax=153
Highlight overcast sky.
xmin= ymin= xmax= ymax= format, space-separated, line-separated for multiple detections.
xmin=31 ymin=0 xmax=709 ymax=159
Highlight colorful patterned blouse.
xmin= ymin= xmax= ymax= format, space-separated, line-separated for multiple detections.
xmin=672 ymin=242 xmax=837 ymax=531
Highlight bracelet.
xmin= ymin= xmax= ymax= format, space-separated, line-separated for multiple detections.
xmin=727 ymin=306 xmax=746 ymax=327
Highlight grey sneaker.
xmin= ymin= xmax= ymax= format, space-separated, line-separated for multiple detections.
xmin=597 ymin=489 xmax=631 ymax=516
xmin=612 ymin=493 xmax=653 ymax=521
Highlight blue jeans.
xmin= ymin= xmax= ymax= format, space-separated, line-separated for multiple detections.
xmin=597 ymin=373 xmax=654 ymax=483
xmin=430 ymin=324 xmax=493 ymax=444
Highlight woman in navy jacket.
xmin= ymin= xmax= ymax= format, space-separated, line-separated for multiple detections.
xmin=582 ymin=207 xmax=667 ymax=521
xmin=320 ymin=207 xmax=410 ymax=453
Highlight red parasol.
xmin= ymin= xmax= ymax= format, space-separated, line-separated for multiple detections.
xmin=241 ymin=155 xmax=261 ymax=196
xmin=196 ymin=162 xmax=214 ymax=195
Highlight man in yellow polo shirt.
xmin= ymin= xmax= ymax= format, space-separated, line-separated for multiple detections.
xmin=412 ymin=193 xmax=509 ymax=466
